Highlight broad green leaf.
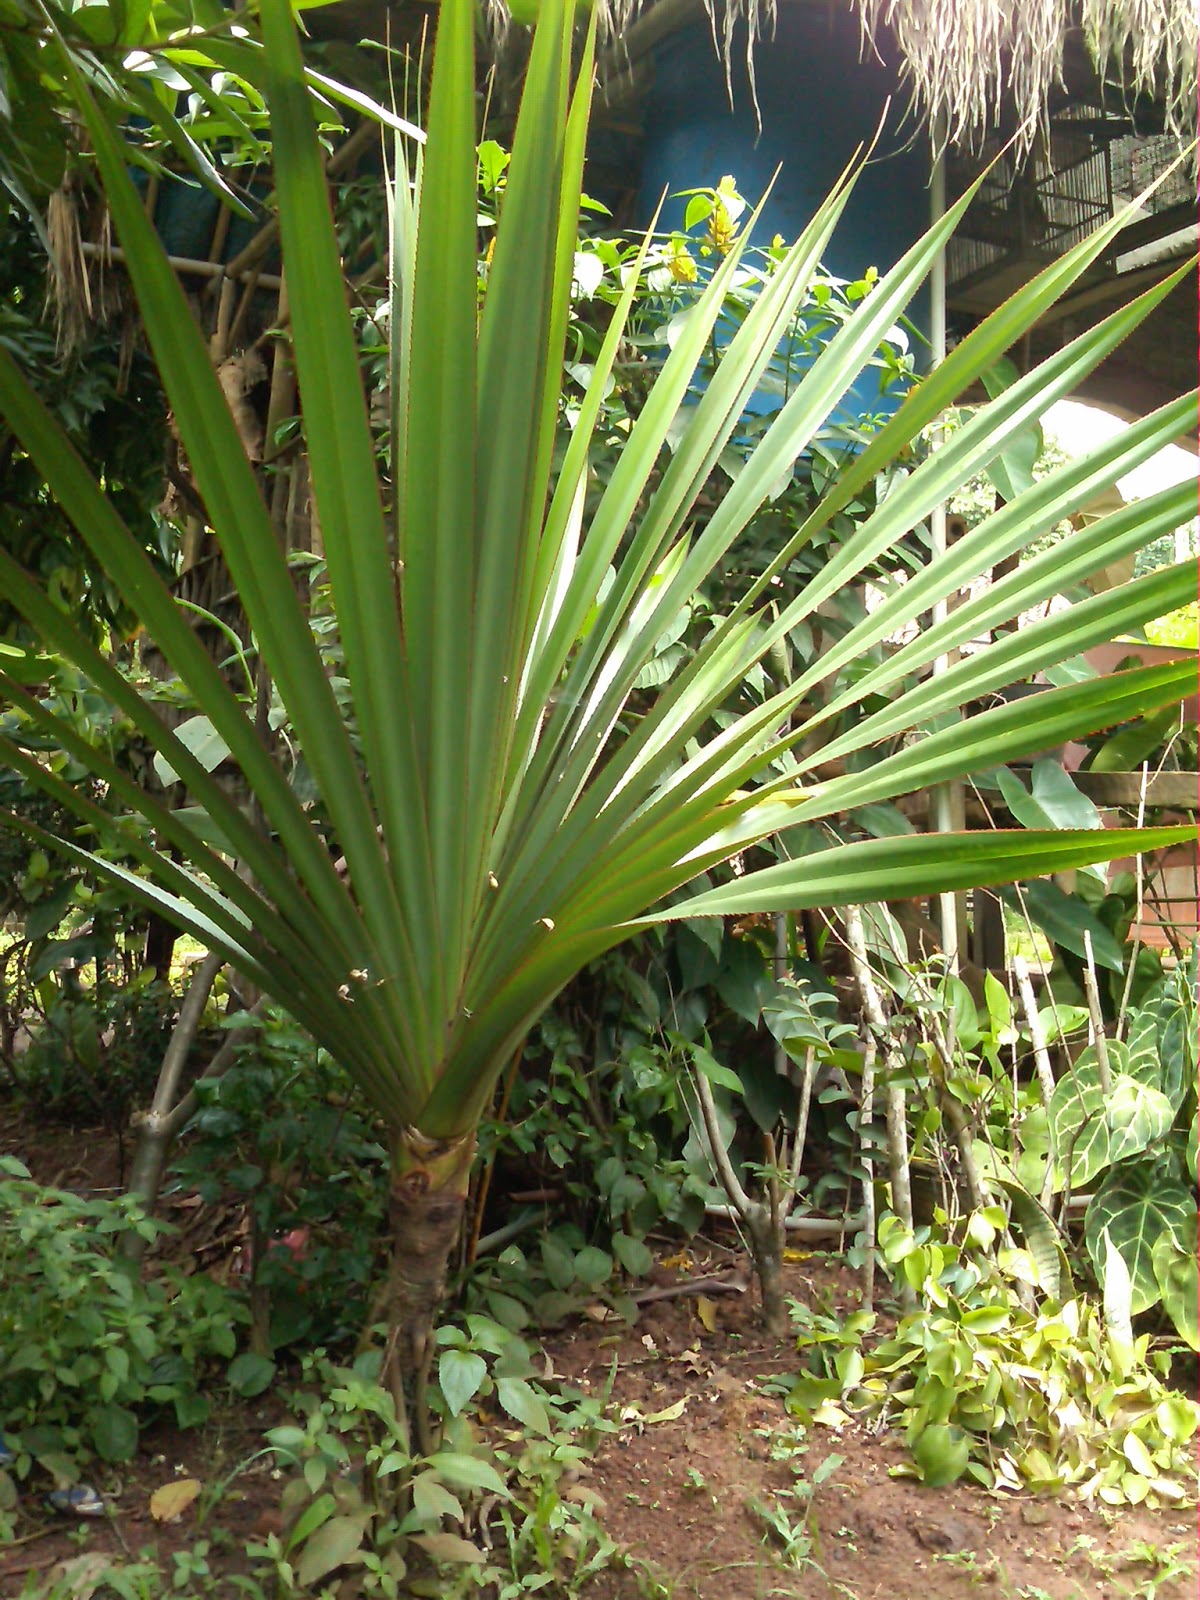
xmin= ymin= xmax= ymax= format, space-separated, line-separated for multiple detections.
xmin=961 ymin=1306 xmax=1011 ymax=1334
xmin=997 ymin=760 xmax=1101 ymax=834
xmin=1136 ymin=971 xmax=1196 ymax=1111
xmin=92 ymin=1402 xmax=138 ymax=1463
xmin=1105 ymin=1076 xmax=1174 ymax=1166
xmin=999 ymin=880 xmax=1126 ymax=972
xmin=427 ymin=1452 xmax=509 ymax=1497
xmin=689 ymin=1041 xmax=744 ymax=1095
xmin=1122 ymin=1008 xmax=1166 ymax=1090
xmin=541 ymin=1231 xmax=578 ymax=1289
xmin=410 ymin=1532 xmax=487 ymax=1565
xmin=152 ymin=713 xmax=232 ymax=787
xmin=1048 ymin=1058 xmax=1111 ymax=1190
xmin=910 ymin=1423 xmax=970 ymax=1486
xmin=1156 ymin=1393 xmax=1200 ymax=1443
xmin=1152 ymin=1230 xmax=1199 ymax=1351
xmin=0 ymin=643 xmax=54 ymax=682
xmin=611 ymin=1233 xmax=654 ymax=1277
xmin=1102 ymin=1226 xmax=1134 ymax=1345
xmin=438 ymin=1350 xmax=487 ymax=1418
xmin=715 ymin=937 xmax=772 ymax=1026
xmin=998 ymin=1179 xmax=1071 ymax=1302
xmin=1085 ymin=1167 xmax=1194 ymax=1315
xmin=573 ymin=1246 xmax=614 ymax=1288
xmin=1088 ymin=707 xmax=1181 ymax=773
xmin=495 ymin=1377 xmax=551 ymax=1435
xmin=410 ymin=1472 xmax=465 ymax=1525
xmin=1121 ymin=1431 xmax=1156 ymax=1479
xmin=979 ymin=357 xmax=1042 ymax=502
xmin=295 ymin=1515 xmax=367 ymax=1588
xmin=227 ymin=1353 xmax=276 ymax=1398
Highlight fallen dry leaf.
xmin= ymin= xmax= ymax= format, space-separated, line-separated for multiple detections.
xmin=695 ymin=1295 xmax=718 ymax=1333
xmin=149 ymin=1478 xmax=202 ymax=1523
xmin=812 ymin=1399 xmax=850 ymax=1430
xmin=43 ymin=1555 xmax=109 ymax=1600
xmin=707 ymin=1367 xmax=742 ymax=1398
xmin=642 ymin=1397 xmax=688 ymax=1424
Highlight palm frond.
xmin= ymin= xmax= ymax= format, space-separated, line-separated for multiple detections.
xmin=0 ymin=0 xmax=1193 ymax=1154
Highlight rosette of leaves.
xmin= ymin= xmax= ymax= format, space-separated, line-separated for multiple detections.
xmin=0 ymin=0 xmax=1195 ymax=1394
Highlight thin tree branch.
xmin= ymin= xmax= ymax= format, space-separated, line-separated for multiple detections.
xmin=844 ymin=907 xmax=915 ymax=1302
xmin=692 ymin=1064 xmax=754 ymax=1220
xmin=1082 ymin=930 xmax=1113 ymax=1094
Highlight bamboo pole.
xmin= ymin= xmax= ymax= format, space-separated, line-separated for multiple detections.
xmin=1082 ymin=930 xmax=1114 ymax=1094
xmin=927 ymin=116 xmax=964 ymax=970
xmin=79 ymin=240 xmax=283 ymax=291
xmin=845 ymin=906 xmax=915 ymax=1307
xmin=859 ymin=1034 xmax=877 ymax=1312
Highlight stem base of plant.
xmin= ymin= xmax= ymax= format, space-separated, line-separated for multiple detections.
xmin=375 ymin=1128 xmax=477 ymax=1393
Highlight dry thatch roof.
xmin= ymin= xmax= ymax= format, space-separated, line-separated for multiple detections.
xmin=523 ymin=0 xmax=1196 ymax=158
xmin=855 ymin=0 xmax=1197 ymax=157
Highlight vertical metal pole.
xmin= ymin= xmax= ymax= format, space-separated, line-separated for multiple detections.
xmin=929 ymin=120 xmax=962 ymax=970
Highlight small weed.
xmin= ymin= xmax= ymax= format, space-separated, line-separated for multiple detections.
xmin=745 ymin=1492 xmax=816 ymax=1571
xmin=1112 ymin=1539 xmax=1197 ymax=1600
xmin=170 ymin=1541 xmax=212 ymax=1589
xmin=745 ymin=1445 xmax=843 ymax=1581
xmin=933 ymin=1549 xmax=996 ymax=1587
xmin=17 ymin=1548 xmax=270 ymax=1600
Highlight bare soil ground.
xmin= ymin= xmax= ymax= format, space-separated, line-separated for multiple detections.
xmin=2 ymin=1114 xmax=1197 ymax=1600
xmin=547 ymin=1245 xmax=1199 ymax=1600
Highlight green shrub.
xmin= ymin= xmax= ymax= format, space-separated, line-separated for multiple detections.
xmin=170 ymin=1007 xmax=389 ymax=1353
xmin=0 ymin=1156 xmax=248 ymax=1469
xmin=783 ymin=1211 xmax=1200 ymax=1506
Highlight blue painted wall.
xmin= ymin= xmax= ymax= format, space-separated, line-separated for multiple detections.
xmin=634 ymin=9 xmax=932 ymax=422
xmin=638 ymin=11 xmax=929 ymax=284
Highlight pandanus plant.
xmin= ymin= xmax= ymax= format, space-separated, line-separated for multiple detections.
xmin=0 ymin=0 xmax=1195 ymax=1382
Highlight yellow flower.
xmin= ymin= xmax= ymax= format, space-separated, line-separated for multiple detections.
xmin=668 ymin=244 xmax=698 ymax=283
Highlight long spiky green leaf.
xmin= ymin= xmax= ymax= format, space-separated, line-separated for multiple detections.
xmin=398 ymin=0 xmax=480 ymax=1009
xmin=259 ymin=0 xmax=439 ymax=1056
xmin=52 ymin=26 xmax=420 ymax=1037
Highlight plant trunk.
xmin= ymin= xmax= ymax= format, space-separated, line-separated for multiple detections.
xmin=747 ymin=1210 xmax=788 ymax=1336
xmin=121 ymin=951 xmax=223 ymax=1261
xmin=377 ymin=1127 xmax=477 ymax=1395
